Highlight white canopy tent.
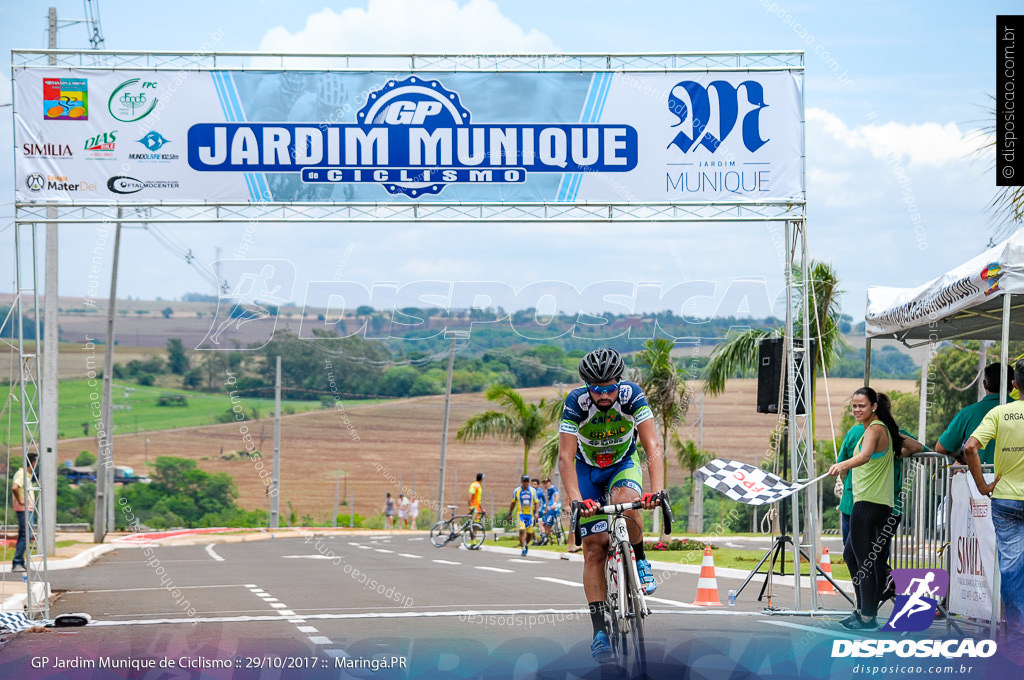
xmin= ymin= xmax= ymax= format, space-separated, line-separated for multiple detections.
xmin=865 ymin=228 xmax=1024 ymax=399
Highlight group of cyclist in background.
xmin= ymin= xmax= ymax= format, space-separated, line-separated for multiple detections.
xmin=504 ymin=475 xmax=566 ymax=555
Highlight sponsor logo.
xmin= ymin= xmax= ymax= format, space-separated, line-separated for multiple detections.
xmin=981 ymin=262 xmax=1003 ymax=296
xmin=84 ymin=131 xmax=118 ymax=160
xmin=107 ymin=176 xmax=181 ymax=194
xmin=831 ymin=639 xmax=996 ymax=659
xmin=43 ymin=77 xmax=88 ymax=120
xmin=109 ymin=79 xmax=159 ymax=122
xmin=130 ymin=131 xmax=179 ymax=161
xmin=22 ymin=142 xmax=73 ymax=158
xmin=188 ymin=75 xmax=638 ymax=198
xmin=25 ymin=173 xmax=45 ymax=192
xmin=590 ymin=520 xmax=608 ymax=533
xmin=25 ymin=173 xmax=97 ymax=193
xmin=667 ymin=81 xmax=769 ymax=154
xmin=884 ymin=568 xmax=949 ymax=631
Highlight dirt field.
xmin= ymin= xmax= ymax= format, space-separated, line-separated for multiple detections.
xmin=53 ymin=377 xmax=914 ymax=524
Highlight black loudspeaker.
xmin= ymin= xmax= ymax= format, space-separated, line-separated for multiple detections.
xmin=756 ymin=337 xmax=814 ymax=415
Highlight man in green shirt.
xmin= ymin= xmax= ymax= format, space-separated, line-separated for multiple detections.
xmin=937 ymin=363 xmax=1011 ymax=465
xmin=965 ymin=359 xmax=1024 ymax=650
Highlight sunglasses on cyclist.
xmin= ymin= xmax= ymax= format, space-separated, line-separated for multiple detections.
xmin=587 ymin=381 xmax=620 ymax=395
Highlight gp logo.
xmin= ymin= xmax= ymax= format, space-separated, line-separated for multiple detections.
xmin=667 ymin=81 xmax=769 ymax=154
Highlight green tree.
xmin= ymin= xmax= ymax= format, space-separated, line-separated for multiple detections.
xmin=75 ymin=450 xmax=97 ymax=467
xmin=672 ymin=435 xmax=711 ymax=533
xmin=161 ymin=306 xmax=174 ymax=319
xmin=634 ymin=338 xmax=689 ymax=537
xmin=167 ymin=338 xmax=190 ymax=375
xmin=456 ymin=384 xmax=556 ymax=475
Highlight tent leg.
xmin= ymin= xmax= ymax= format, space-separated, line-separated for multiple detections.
xmin=864 ymin=338 xmax=871 ymax=387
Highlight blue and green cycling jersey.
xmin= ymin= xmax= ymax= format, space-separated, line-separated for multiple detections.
xmin=559 ymin=381 xmax=653 ymax=468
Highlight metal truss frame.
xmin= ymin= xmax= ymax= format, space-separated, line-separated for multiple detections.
xmin=13 ymin=49 xmax=804 ymax=72
xmin=9 ymin=50 xmax=814 ymax=616
xmin=14 ymin=201 xmax=806 ymax=225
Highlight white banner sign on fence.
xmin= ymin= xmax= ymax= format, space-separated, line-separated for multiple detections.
xmin=948 ymin=472 xmax=998 ymax=622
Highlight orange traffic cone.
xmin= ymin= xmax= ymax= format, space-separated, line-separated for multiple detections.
xmin=817 ymin=547 xmax=835 ymax=595
xmin=692 ymin=546 xmax=722 ymax=606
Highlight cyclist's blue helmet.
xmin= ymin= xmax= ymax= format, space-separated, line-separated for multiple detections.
xmin=578 ymin=348 xmax=624 ymax=384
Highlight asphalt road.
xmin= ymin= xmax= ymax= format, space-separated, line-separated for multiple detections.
xmin=0 ymin=534 xmax=1015 ymax=680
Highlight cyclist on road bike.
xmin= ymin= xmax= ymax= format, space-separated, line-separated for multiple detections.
xmin=508 ymin=475 xmax=542 ymax=556
xmin=468 ymin=472 xmax=485 ymax=520
xmin=540 ymin=478 xmax=562 ymax=542
xmin=558 ymin=348 xmax=665 ymax=661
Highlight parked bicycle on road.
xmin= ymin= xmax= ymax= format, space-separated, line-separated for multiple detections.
xmin=430 ymin=505 xmax=487 ymax=550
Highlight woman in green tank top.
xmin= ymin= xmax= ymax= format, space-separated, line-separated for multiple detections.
xmin=827 ymin=387 xmax=902 ymax=630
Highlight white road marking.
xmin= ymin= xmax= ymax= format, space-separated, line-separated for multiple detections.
xmin=475 ymin=566 xmax=514 ymax=573
xmin=398 ymin=553 xmax=422 ymax=559
xmin=63 ymin=584 xmax=249 ymax=595
xmin=433 ymin=559 xmax=461 ymax=565
xmin=508 ymin=559 xmax=541 ymax=564
xmin=270 ymin=603 xmax=287 ymax=609
xmin=375 ymin=549 xmax=394 ymax=554
xmin=357 ymin=545 xmax=373 ymax=550
xmin=205 ymin=544 xmax=225 ymax=562
xmin=90 ymin=609 xmax=589 ymax=626
xmin=645 ymin=596 xmax=698 ymax=608
xmin=278 ymin=610 xmax=296 ymax=616
xmin=762 ymin=619 xmax=861 ymax=639
xmin=408 ymin=537 xmax=424 ymax=542
xmin=309 ymin=636 xmax=333 ymax=645
xmin=282 ymin=555 xmax=335 ymax=560
xmin=297 ymin=626 xmax=319 ymax=633
xmin=535 ymin=577 xmax=583 ymax=588
xmin=244 ymin=583 xmax=257 ymax=588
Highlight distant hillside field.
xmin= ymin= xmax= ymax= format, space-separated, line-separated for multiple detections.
xmin=49 ymin=378 xmax=915 ymax=524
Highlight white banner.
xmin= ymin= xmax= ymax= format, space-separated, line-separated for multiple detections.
xmin=948 ymin=472 xmax=998 ymax=621
xmin=13 ymin=68 xmax=804 ymax=204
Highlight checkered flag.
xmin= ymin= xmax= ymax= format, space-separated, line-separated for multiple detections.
xmin=0 ymin=612 xmax=50 ymax=633
xmin=696 ymin=459 xmax=810 ymax=506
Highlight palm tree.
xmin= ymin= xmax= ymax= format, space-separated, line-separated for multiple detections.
xmin=672 ymin=434 xmax=712 ymax=533
xmin=703 ymin=260 xmax=846 ymax=398
xmin=456 ymin=384 xmax=556 ymax=475
xmin=635 ymin=338 xmax=690 ymax=537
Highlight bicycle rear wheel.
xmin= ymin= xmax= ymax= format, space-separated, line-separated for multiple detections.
xmin=463 ymin=522 xmax=485 ymax=550
xmin=620 ymin=544 xmax=647 ymax=677
xmin=429 ymin=520 xmax=454 ymax=547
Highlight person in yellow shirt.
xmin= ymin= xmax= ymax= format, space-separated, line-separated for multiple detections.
xmin=965 ymin=358 xmax=1024 ymax=650
xmin=11 ymin=453 xmax=37 ymax=572
xmin=468 ymin=473 xmax=484 ymax=520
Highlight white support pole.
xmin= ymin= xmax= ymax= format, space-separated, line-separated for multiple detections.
xmin=94 ymin=216 xmax=121 ymax=542
xmin=437 ymin=333 xmax=457 ymax=513
xmin=918 ymin=353 xmax=930 ymax=442
xmin=1000 ymin=294 xmax=1011 ymax=406
xmin=785 ymin=220 xmax=802 ymax=611
xmin=271 ymin=355 xmax=281 ymax=528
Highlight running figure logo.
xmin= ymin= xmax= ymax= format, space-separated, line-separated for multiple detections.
xmin=200 ymin=259 xmax=295 ymax=350
xmin=883 ymin=569 xmax=949 ymax=632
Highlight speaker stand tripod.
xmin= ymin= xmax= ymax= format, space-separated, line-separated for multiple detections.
xmin=733 ymin=533 xmax=855 ymax=610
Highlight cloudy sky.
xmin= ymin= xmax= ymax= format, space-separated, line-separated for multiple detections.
xmin=0 ymin=0 xmax=1016 ymax=322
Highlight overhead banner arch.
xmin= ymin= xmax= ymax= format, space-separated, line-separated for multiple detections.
xmin=13 ymin=51 xmax=805 ymax=220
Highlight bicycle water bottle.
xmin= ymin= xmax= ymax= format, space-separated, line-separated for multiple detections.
xmin=728 ymin=590 xmax=736 ymax=607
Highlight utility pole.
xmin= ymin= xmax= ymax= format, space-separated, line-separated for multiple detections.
xmin=270 ymin=356 xmax=281 ymax=528
xmin=436 ymin=332 xmax=463 ymax=515
xmin=94 ymin=214 xmax=122 ymax=542
xmin=41 ymin=5 xmax=59 ymax=557
xmin=333 ymin=470 xmax=341 ymax=527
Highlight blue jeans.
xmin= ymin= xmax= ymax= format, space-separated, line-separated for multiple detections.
xmin=991 ymin=498 xmax=1024 ymax=646
xmin=14 ymin=509 xmax=33 ymax=566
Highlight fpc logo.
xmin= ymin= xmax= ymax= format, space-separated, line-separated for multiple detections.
xmin=667 ymin=80 xmax=769 ymax=154
xmin=109 ymin=79 xmax=159 ymax=122
xmin=883 ymin=568 xmax=949 ymax=632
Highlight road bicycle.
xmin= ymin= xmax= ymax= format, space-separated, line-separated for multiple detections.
xmin=429 ymin=505 xmax=487 ymax=550
xmin=570 ymin=493 xmax=672 ymax=676
xmin=534 ymin=508 xmax=567 ymax=546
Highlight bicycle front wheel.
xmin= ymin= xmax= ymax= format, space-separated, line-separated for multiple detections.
xmin=429 ymin=520 xmax=454 ymax=547
xmin=463 ymin=522 xmax=485 ymax=550
xmin=621 ymin=544 xmax=648 ymax=677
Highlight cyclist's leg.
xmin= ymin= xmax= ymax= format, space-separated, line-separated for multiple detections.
xmin=577 ymin=458 xmax=615 ymax=659
xmin=609 ymin=453 xmax=655 ymax=594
